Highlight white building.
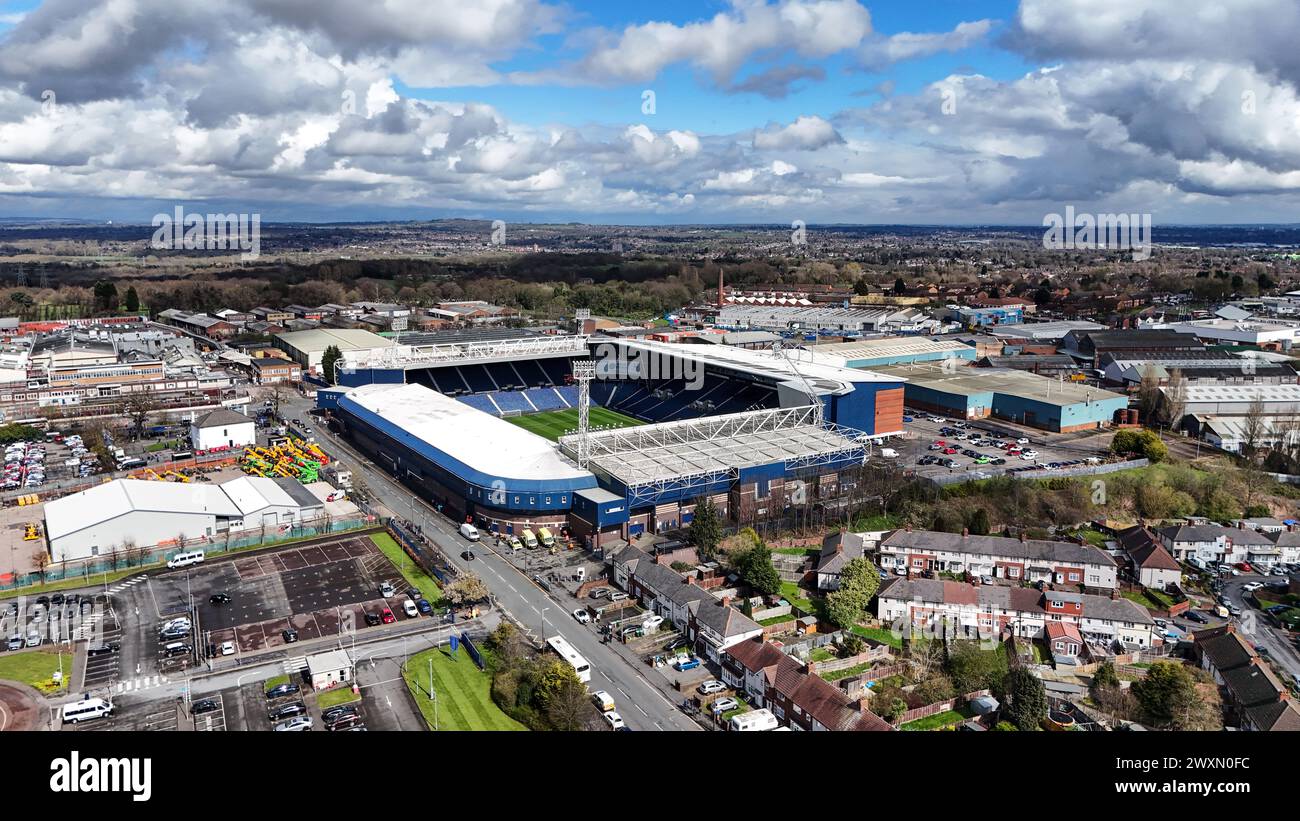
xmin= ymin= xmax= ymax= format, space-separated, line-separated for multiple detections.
xmin=190 ymin=408 xmax=256 ymax=451
xmin=1157 ymin=523 xmax=1278 ymax=566
xmin=307 ymin=649 xmax=354 ymax=691
xmin=44 ymin=476 xmax=326 ymax=563
xmin=1170 ymin=318 xmax=1300 ymax=348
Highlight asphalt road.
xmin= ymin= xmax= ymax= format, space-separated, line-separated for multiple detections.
xmin=1218 ymin=574 xmax=1300 ymax=684
xmin=286 ymin=391 xmax=698 ymax=731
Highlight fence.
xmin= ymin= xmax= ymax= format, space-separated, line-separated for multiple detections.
xmin=388 ymin=518 xmax=457 ymax=586
xmin=806 ymin=644 xmax=892 ymax=676
xmin=895 ymin=688 xmax=991 ymax=726
xmin=2 ymin=514 xmax=375 ymax=592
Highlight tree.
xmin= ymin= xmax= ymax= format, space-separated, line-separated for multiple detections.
xmin=1111 ymin=428 xmax=1167 ymax=463
xmin=259 ymin=381 xmax=288 ymax=419
xmin=32 ymin=548 xmax=51 ymax=582
xmin=1131 ymin=661 xmax=1220 ymax=730
xmin=688 ymin=497 xmax=722 ymax=560
xmin=92 ymin=280 xmax=118 ymax=313
xmin=1136 ymin=365 xmax=1162 ymax=422
xmin=1242 ymin=396 xmax=1268 ymax=458
xmin=836 ymin=633 xmax=865 ymax=658
xmin=443 ymin=573 xmax=490 ymax=605
xmin=544 ymin=676 xmax=591 ymax=731
xmin=1089 ymin=660 xmax=1121 ymax=701
xmin=1002 ymin=667 xmax=1048 ymax=731
xmin=124 ymin=286 xmax=141 ymax=313
xmin=825 ymin=556 xmax=880 ymax=629
xmin=123 ymin=391 xmax=158 ymax=437
xmin=320 ymin=345 xmax=343 ymax=384
xmin=892 ymin=277 xmax=907 ymax=295
xmin=966 ymin=507 xmax=991 ymax=536
xmin=1163 ymin=369 xmax=1187 ymax=428
xmin=947 ymin=641 xmax=1008 ymax=694
xmin=739 ymin=546 xmax=781 ymax=596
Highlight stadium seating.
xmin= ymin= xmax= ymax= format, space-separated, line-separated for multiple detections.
xmin=457 ymin=393 xmax=499 ymax=414
xmin=511 ymin=359 xmax=550 ymax=386
xmin=528 ymin=388 xmax=570 ymax=411
xmin=457 ymin=364 xmax=498 ymax=393
xmin=492 ymin=391 xmax=536 ymax=414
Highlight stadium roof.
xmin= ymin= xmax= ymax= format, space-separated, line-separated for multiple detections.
xmin=344 ymin=333 xmax=587 ymax=370
xmin=337 ymin=382 xmax=597 ymax=492
xmin=560 ymin=405 xmax=869 ymax=490
xmin=596 ymin=338 xmax=904 ymax=396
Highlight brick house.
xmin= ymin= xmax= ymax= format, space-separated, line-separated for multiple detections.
xmin=878 ymin=528 xmax=1118 ymax=591
xmin=1192 ymin=625 xmax=1300 ymax=731
xmin=720 ymin=638 xmax=893 ymax=731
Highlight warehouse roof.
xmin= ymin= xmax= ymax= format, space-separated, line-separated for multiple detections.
xmin=275 ymin=328 xmax=395 ymax=353
xmin=807 ymin=337 xmax=973 ymax=365
xmin=44 ymin=480 xmax=242 ymax=541
xmin=876 ymin=363 xmax=1127 ymax=406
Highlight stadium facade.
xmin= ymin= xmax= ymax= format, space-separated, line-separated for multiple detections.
xmin=320 ymin=335 xmax=906 ymax=547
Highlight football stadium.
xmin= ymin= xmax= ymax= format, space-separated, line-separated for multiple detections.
xmin=319 ymin=334 xmax=906 ymax=548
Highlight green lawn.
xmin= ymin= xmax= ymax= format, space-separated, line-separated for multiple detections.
xmin=849 ymin=625 xmax=904 ymax=650
xmin=809 ymin=647 xmax=835 ymax=663
xmin=779 ymin=582 xmax=815 ymax=613
xmin=819 ymin=661 xmax=876 ymax=682
xmin=505 ymin=406 xmax=642 ymax=442
xmin=404 ymin=646 xmax=526 ymax=732
xmin=317 ymin=687 xmax=361 ymax=709
xmin=371 ymin=533 xmax=443 ymax=606
xmin=901 ymin=705 xmax=974 ymax=731
xmin=0 ymin=649 xmax=74 ymax=694
xmin=758 ymin=613 xmax=795 ymax=627
xmin=264 ymin=674 xmax=289 ymax=692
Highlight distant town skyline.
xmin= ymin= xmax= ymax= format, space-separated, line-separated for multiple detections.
xmin=1 ymin=0 xmax=1299 ymax=225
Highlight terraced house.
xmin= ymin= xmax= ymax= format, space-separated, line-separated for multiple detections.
xmin=877 ymin=578 xmax=1159 ymax=651
xmin=877 ymin=528 xmax=1118 ymax=591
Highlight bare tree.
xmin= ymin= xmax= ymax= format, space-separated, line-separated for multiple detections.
xmin=259 ymin=381 xmax=288 ymax=420
xmin=32 ymin=548 xmax=51 ymax=583
xmin=1162 ymin=368 xmax=1187 ymax=430
xmin=1242 ymin=396 xmax=1268 ymax=459
xmin=123 ymin=391 xmax=159 ymax=438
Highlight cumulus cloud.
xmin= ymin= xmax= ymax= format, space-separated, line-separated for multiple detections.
xmin=753 ymin=116 xmax=843 ymax=150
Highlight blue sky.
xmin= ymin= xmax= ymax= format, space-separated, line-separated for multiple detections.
xmin=1 ymin=0 xmax=1299 ymax=224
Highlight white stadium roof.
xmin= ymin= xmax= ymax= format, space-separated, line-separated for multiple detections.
xmin=338 ymin=382 xmax=594 ymax=486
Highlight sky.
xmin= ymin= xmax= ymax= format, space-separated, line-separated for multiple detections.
xmin=0 ymin=0 xmax=1299 ymax=225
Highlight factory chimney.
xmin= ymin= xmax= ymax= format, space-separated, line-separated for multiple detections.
xmin=717 ymin=268 xmax=725 ymax=309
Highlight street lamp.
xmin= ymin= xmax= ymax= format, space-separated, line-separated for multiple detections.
xmin=541 ymin=607 xmax=549 ymax=640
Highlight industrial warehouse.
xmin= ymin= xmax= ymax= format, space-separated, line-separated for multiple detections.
xmin=876 ymin=362 xmax=1130 ymax=432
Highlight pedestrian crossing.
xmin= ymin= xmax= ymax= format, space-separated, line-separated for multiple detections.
xmin=70 ymin=611 xmax=104 ymax=641
xmin=105 ymin=576 xmax=148 ymax=595
xmin=283 ymin=656 xmax=307 ymax=675
xmin=115 ymin=674 xmax=168 ymax=693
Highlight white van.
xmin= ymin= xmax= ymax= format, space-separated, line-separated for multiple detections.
xmin=879 ymin=448 xmax=899 ymax=459
xmin=62 ymin=697 xmax=113 ymax=724
xmin=459 ymin=523 xmax=480 ymax=541
xmin=167 ymin=549 xmax=205 ymax=569
xmin=590 ymin=690 xmax=616 ymax=713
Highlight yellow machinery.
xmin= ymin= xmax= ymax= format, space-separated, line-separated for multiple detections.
xmin=23 ymin=523 xmax=40 ymax=541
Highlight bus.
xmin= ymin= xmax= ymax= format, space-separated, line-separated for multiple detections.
xmin=545 ymin=635 xmax=591 ymax=683
xmin=61 ymin=697 xmax=113 ymax=724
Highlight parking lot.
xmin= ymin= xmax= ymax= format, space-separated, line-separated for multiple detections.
xmin=1 ymin=592 xmax=111 ymax=652
xmin=891 ymin=411 xmax=1114 ymax=481
xmin=143 ymin=535 xmax=425 ymax=661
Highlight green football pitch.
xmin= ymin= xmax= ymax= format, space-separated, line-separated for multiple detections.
xmin=505 ymin=406 xmax=642 ymax=441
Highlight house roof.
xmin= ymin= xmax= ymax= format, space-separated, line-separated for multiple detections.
xmin=1244 ymin=697 xmax=1300 ymax=731
xmin=1045 ymin=621 xmax=1084 ymax=644
xmin=818 ymin=531 xmax=868 ymax=575
xmin=1159 ymin=524 xmax=1275 ymax=546
xmin=1194 ymin=627 xmax=1257 ymax=673
xmin=43 ymin=480 xmax=242 ymax=540
xmin=1118 ymin=526 xmax=1182 ymax=571
xmin=881 ymin=529 xmax=1115 ymax=567
xmin=193 ymin=408 xmax=254 ymax=428
xmin=881 ymin=578 xmax=1153 ymax=624
xmin=1220 ymin=660 xmax=1285 ymax=709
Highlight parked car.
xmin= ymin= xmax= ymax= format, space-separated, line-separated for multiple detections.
xmin=603 ymin=711 xmax=625 ymax=730
xmin=609 ymin=591 xmax=629 ymax=602
xmin=322 ymin=705 xmax=359 ymax=723
xmin=673 ymin=656 xmax=701 ymax=671
xmin=381 ymin=607 xmax=396 ymax=624
xmin=266 ymin=682 xmax=300 ymax=700
xmin=364 ymin=611 xmax=382 ymax=626
xmin=402 ymin=600 xmax=419 ymax=618
xmin=209 ymin=593 xmax=231 ymax=605
xmin=274 ymin=716 xmax=313 ymax=732
xmin=281 ymin=628 xmax=299 ymax=643
xmin=86 ymin=641 xmax=120 ymax=657
xmin=379 ymin=582 xmax=396 ymax=597
xmin=698 ymin=680 xmax=726 ymax=695
xmin=416 ymin=599 xmax=433 ymax=615
xmin=220 ymin=641 xmax=236 ymax=656
xmin=1185 ymin=611 xmax=1209 ymax=624
xmin=269 ymin=702 xmax=307 ymax=721
xmin=191 ymin=698 xmax=220 ymax=715
xmin=572 ymin=608 xmax=591 ymax=624
xmin=710 ymin=697 xmax=740 ymax=713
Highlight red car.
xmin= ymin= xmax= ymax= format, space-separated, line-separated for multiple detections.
xmin=380 ymin=607 xmax=396 ymax=624
xmin=1236 ymin=562 xmax=1253 ymax=573
xmin=943 ymin=447 xmax=958 ymax=455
